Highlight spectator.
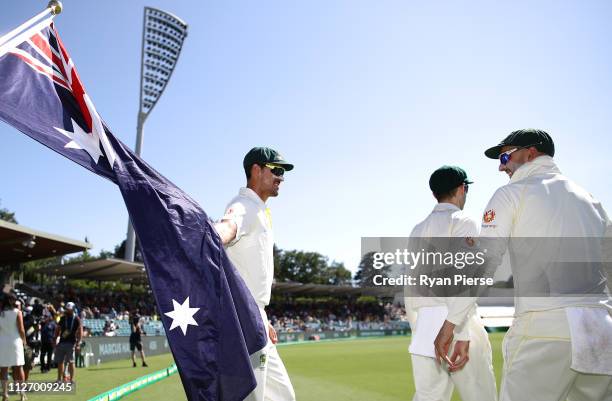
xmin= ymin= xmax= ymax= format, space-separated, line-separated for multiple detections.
xmin=45 ymin=304 xmax=57 ymax=322
xmin=53 ymin=302 xmax=82 ymax=383
xmin=75 ymin=339 xmax=85 ymax=369
xmin=103 ymin=319 xmax=116 ymax=337
xmin=22 ymin=306 xmax=39 ymax=382
xmin=0 ymin=293 xmax=26 ymax=401
xmin=32 ymin=299 xmax=43 ymax=318
xmin=40 ymin=315 xmax=56 ymax=373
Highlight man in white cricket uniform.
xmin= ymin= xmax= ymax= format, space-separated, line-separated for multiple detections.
xmin=214 ymin=147 xmax=296 ymax=401
xmin=434 ymin=129 xmax=612 ymax=401
xmin=406 ymin=166 xmax=497 ymax=401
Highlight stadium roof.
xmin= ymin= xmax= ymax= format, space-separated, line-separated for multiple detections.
xmin=32 ymin=257 xmax=394 ymax=295
xmin=272 ymin=282 xmax=396 ymax=297
xmin=0 ymin=219 xmax=91 ymax=265
xmin=36 ymin=258 xmax=146 ymax=281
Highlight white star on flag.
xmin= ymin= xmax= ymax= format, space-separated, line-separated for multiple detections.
xmin=54 ymin=118 xmax=104 ymax=163
xmin=53 ymin=94 xmax=117 ymax=168
xmin=164 ymin=297 xmax=200 ymax=335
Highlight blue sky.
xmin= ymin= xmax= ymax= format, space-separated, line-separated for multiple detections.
xmin=2 ymin=1 xmax=612 ymax=272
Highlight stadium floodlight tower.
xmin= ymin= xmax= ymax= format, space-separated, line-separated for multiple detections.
xmin=125 ymin=7 xmax=188 ymax=261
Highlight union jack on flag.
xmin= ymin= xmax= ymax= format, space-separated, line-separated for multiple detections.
xmin=0 ymin=16 xmax=266 ymax=401
xmin=10 ymin=23 xmax=81 ymax=94
xmin=0 ymin=19 xmax=116 ymax=178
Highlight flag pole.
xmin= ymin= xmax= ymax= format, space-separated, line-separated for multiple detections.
xmin=0 ymin=1 xmax=62 ymax=48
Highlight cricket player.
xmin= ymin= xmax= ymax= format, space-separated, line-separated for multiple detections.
xmin=434 ymin=129 xmax=612 ymax=401
xmin=214 ymin=147 xmax=296 ymax=401
xmin=406 ymin=166 xmax=497 ymax=401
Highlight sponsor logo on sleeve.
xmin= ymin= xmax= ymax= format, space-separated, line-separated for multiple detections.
xmin=483 ymin=209 xmax=496 ymax=223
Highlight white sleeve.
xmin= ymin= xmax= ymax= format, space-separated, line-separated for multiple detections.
xmin=454 ymin=216 xmax=480 ymax=238
xmin=222 ymin=201 xmax=251 ymax=245
xmin=480 ymin=187 xmax=516 ymax=274
xmin=445 ymin=297 xmax=475 ymax=339
xmin=403 ymin=297 xmax=418 ymax=331
xmin=447 ymin=217 xmax=478 ymax=339
xmin=446 ymin=189 xmax=516 ymax=330
xmin=451 ymin=303 xmax=472 ymax=341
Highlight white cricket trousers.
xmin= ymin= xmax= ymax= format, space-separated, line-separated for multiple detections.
xmin=500 ymin=308 xmax=612 ymax=401
xmin=411 ymin=314 xmax=497 ymax=401
xmin=245 ymin=308 xmax=296 ymax=401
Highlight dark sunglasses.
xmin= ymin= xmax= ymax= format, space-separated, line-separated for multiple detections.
xmin=499 ymin=147 xmax=522 ymax=165
xmin=264 ymin=163 xmax=285 ymax=177
xmin=463 ymin=183 xmax=469 ymax=193
xmin=499 ymin=142 xmax=543 ymax=165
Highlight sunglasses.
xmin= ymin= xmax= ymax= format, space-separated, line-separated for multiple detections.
xmin=499 ymin=147 xmax=524 ymax=165
xmin=463 ymin=183 xmax=469 ymax=193
xmin=499 ymin=142 xmax=543 ymax=165
xmin=264 ymin=163 xmax=285 ymax=177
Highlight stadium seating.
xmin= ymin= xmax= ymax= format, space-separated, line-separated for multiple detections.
xmin=82 ymin=318 xmax=165 ymax=336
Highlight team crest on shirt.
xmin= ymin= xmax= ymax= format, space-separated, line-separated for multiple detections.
xmin=483 ymin=209 xmax=496 ymax=223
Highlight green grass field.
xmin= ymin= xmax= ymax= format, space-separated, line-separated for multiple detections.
xmin=19 ymin=333 xmax=504 ymax=401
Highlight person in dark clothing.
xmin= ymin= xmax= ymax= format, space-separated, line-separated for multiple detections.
xmin=22 ymin=306 xmax=40 ymax=381
xmin=32 ymin=300 xmax=43 ymax=318
xmin=53 ymin=302 xmax=82 ymax=383
xmin=40 ymin=315 xmax=56 ymax=373
xmin=129 ymin=313 xmax=147 ymax=367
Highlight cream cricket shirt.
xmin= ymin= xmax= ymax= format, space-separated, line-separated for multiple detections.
xmin=475 ymin=155 xmax=612 ymax=316
xmin=406 ymin=203 xmax=479 ymax=343
xmin=475 ymin=155 xmax=612 ymax=376
xmin=223 ymin=187 xmax=275 ymax=307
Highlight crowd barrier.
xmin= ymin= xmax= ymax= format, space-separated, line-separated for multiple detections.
xmin=278 ymin=328 xmax=409 ymax=343
xmin=84 ymin=329 xmax=408 ymax=364
xmin=83 ymin=336 xmax=170 ymax=364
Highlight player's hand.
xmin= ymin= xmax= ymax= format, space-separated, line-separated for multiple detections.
xmin=434 ymin=320 xmax=455 ymax=367
xmin=448 ymin=340 xmax=469 ymax=372
xmin=213 ymin=220 xmax=237 ymax=245
xmin=268 ymin=323 xmax=278 ymax=344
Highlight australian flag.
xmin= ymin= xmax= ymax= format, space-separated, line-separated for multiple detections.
xmin=0 ymin=18 xmax=267 ymax=401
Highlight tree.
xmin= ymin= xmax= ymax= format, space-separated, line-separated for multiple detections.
xmin=63 ymin=248 xmax=96 ymax=264
xmin=0 ymin=200 xmax=17 ymax=223
xmin=354 ymin=252 xmax=390 ymax=287
xmin=113 ymin=238 xmax=144 ymax=262
xmin=321 ymin=261 xmax=352 ymax=285
xmin=274 ymin=248 xmax=352 ymax=285
xmin=98 ymin=249 xmax=115 ymax=259
xmin=273 ymin=245 xmax=282 ymax=278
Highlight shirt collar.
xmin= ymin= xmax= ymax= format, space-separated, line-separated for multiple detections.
xmin=433 ymin=203 xmax=461 ymax=212
xmin=239 ymin=187 xmax=266 ymax=208
xmin=510 ymin=155 xmax=561 ymax=183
